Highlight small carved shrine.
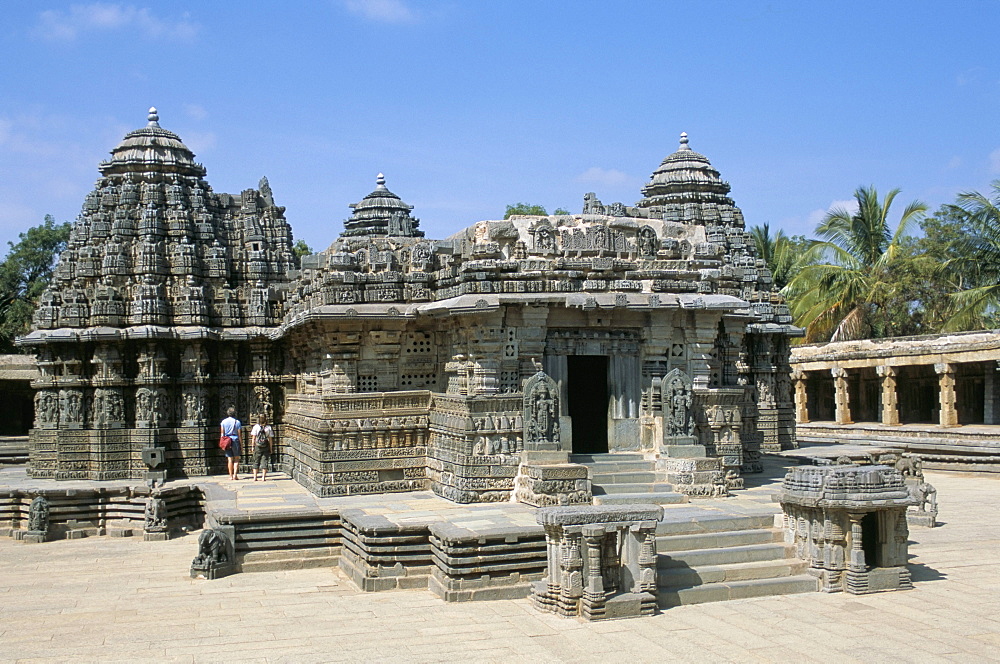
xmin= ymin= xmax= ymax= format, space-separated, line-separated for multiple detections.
xmin=779 ymin=464 xmax=915 ymax=594
xmin=531 ymin=504 xmax=662 ymax=620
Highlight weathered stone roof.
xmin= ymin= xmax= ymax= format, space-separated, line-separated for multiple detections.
xmin=341 ymin=173 xmax=423 ymax=238
xmin=636 ymin=133 xmax=737 ymax=216
xmin=98 ymin=108 xmax=206 ymax=177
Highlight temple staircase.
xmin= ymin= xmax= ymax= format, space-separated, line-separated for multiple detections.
xmin=570 ymin=453 xmax=687 ymax=505
xmin=655 ymin=511 xmax=819 ymax=606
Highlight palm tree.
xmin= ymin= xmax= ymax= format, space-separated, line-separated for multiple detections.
xmin=944 ymin=180 xmax=1000 ymax=330
xmin=750 ymin=223 xmax=800 ymax=290
xmin=787 ymin=185 xmax=927 ymax=342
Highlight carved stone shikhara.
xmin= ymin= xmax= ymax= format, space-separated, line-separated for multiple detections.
xmin=20 ymin=112 xmax=799 ymax=503
xmin=531 ymin=504 xmax=662 ymax=620
xmin=779 ymin=465 xmax=916 ymax=594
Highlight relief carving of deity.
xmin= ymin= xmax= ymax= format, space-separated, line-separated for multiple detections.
xmin=662 ymin=368 xmax=694 ymax=438
xmin=523 ymin=370 xmax=560 ymax=448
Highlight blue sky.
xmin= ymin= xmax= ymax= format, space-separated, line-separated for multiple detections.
xmin=1 ymin=1 xmax=999 ymax=252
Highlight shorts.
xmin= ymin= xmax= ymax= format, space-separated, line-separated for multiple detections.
xmin=253 ymin=446 xmax=271 ymax=469
xmin=224 ymin=439 xmax=241 ymax=458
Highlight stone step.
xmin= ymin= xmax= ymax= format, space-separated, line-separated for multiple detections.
xmin=657 ymin=558 xmax=809 ymax=587
xmin=656 ymin=574 xmax=819 ymax=607
xmin=593 ymin=482 xmax=677 ymax=495
xmin=593 ymin=491 xmax=687 ymax=506
xmin=590 ymin=471 xmax=658 ymax=484
xmin=654 ymin=511 xmax=776 ymax=536
xmin=658 ymin=543 xmax=793 ymax=568
xmin=578 ymin=460 xmax=655 ymax=472
xmin=656 ymin=528 xmax=782 ymax=552
xmin=569 ymin=453 xmax=646 ymax=464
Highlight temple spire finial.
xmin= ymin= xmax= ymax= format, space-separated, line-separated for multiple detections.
xmin=376 ymin=172 xmax=386 ymax=187
xmin=679 ymin=131 xmax=689 ymax=150
xmin=147 ymin=107 xmax=160 ymax=127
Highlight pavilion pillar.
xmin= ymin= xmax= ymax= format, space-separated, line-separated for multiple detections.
xmin=792 ymin=370 xmax=809 ymax=424
xmin=935 ymin=362 xmax=958 ymax=427
xmin=986 ymin=362 xmax=1000 ymax=425
xmin=875 ymin=365 xmax=900 ymax=426
xmin=832 ymin=367 xmax=851 ymax=425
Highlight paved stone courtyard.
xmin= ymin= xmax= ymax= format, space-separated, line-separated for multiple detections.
xmin=2 ymin=467 xmax=999 ymax=663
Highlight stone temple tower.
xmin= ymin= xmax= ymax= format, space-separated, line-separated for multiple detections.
xmin=20 ymin=108 xmax=298 ymax=480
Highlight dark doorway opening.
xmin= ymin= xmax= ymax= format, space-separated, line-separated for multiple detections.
xmin=861 ymin=512 xmax=881 ymax=569
xmin=567 ymin=355 xmax=609 ymax=454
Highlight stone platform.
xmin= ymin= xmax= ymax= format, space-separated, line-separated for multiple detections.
xmin=1 ymin=457 xmax=806 ymax=607
xmin=2 ymin=467 xmax=996 ymax=661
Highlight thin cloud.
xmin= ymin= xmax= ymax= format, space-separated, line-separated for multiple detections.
xmin=183 ymin=104 xmax=208 ymax=121
xmin=33 ymin=4 xmax=199 ymax=42
xmin=805 ymin=199 xmax=858 ymax=228
xmin=990 ymin=147 xmax=1000 ymax=174
xmin=181 ymin=131 xmax=217 ymax=155
xmin=341 ymin=0 xmax=417 ymax=24
xmin=575 ymin=167 xmax=633 ymax=188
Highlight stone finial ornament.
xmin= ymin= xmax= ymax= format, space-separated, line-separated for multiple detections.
xmin=147 ymin=107 xmax=159 ymax=127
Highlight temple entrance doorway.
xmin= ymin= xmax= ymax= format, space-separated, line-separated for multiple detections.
xmin=567 ymin=355 xmax=609 ymax=454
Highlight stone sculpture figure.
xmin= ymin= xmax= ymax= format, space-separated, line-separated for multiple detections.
xmin=27 ymin=495 xmax=50 ymax=533
xmin=193 ymin=529 xmax=229 ymax=566
xmin=662 ymin=368 xmax=694 ymax=438
xmin=908 ymin=481 xmax=937 ymax=514
xmin=582 ymin=192 xmax=605 ymax=215
xmin=144 ymin=497 xmax=168 ymax=532
xmin=637 ymin=227 xmax=658 ymax=257
xmin=523 ymin=371 xmax=560 ymax=449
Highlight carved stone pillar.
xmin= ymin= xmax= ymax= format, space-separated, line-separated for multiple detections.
xmin=832 ymin=367 xmax=851 ymax=424
xmin=847 ymin=512 xmax=866 ymax=573
xmin=935 ymin=362 xmax=958 ymax=427
xmin=875 ymin=365 xmax=900 ymax=425
xmin=792 ymin=370 xmax=809 ymax=424
xmin=986 ymin=362 xmax=1000 ymax=425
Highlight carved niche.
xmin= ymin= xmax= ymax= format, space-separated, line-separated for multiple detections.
xmin=523 ymin=370 xmax=560 ymax=450
xmin=661 ymin=368 xmax=694 ymax=438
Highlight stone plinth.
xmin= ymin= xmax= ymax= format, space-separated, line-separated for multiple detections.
xmin=513 ymin=462 xmax=591 ymax=507
xmin=531 ymin=503 xmax=661 ymax=620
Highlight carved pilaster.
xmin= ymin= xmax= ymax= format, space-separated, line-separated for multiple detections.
xmin=875 ymin=365 xmax=900 ymax=425
xmin=832 ymin=367 xmax=851 ymax=424
xmin=934 ymin=362 xmax=958 ymax=427
xmin=792 ymin=369 xmax=809 ymax=424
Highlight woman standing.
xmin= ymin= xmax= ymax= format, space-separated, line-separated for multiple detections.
xmin=220 ymin=407 xmax=242 ymax=480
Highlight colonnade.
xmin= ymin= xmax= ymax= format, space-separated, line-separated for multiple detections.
xmin=793 ymin=360 xmax=998 ymax=427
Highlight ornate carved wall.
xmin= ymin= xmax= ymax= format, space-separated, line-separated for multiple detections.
xmin=21 ymin=114 xmax=800 ymax=499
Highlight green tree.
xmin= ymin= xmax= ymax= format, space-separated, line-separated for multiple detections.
xmin=553 ymin=207 xmax=571 ymax=216
xmin=749 ymin=223 xmax=809 ymax=290
xmin=292 ymin=239 xmax=312 ymax=258
xmin=0 ymin=215 xmax=72 ymax=352
xmin=787 ymin=186 xmax=927 ymax=342
xmin=504 ymin=203 xmax=547 ymax=218
xmin=943 ymin=180 xmax=1000 ymax=330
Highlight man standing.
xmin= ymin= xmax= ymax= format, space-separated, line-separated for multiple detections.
xmin=220 ymin=407 xmax=242 ymax=481
xmin=251 ymin=414 xmax=274 ymax=482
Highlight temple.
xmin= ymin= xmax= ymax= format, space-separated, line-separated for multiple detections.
xmin=18 ymin=111 xmax=800 ymax=502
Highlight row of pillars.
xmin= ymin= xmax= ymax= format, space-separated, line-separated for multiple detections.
xmin=793 ymin=362 xmax=965 ymax=427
